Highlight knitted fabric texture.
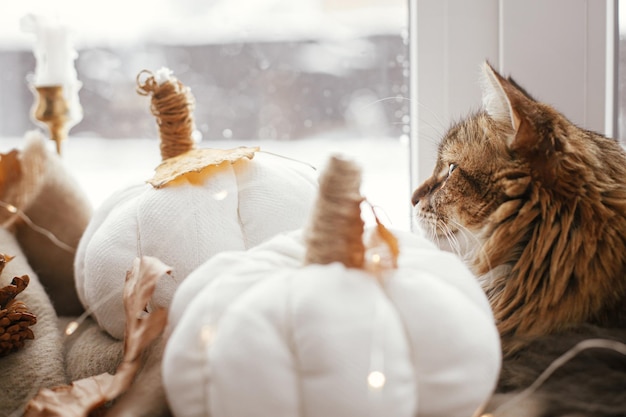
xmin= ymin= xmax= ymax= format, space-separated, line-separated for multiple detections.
xmin=14 ymin=132 xmax=92 ymax=317
xmin=0 ymin=227 xmax=66 ymax=416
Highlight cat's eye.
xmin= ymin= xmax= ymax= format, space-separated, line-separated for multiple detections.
xmin=448 ymin=163 xmax=457 ymax=177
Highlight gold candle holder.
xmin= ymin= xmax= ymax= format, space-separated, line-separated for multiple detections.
xmin=32 ymin=85 xmax=69 ymax=155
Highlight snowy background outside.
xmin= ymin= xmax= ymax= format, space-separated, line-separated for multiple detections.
xmin=0 ymin=0 xmax=413 ymax=230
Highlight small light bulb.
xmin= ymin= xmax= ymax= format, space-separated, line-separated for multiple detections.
xmin=6 ymin=204 xmax=17 ymax=214
xmin=200 ymin=325 xmax=215 ymax=346
xmin=65 ymin=321 xmax=79 ymax=336
xmin=367 ymin=371 xmax=386 ymax=390
xmin=371 ymin=253 xmax=381 ymax=264
xmin=213 ymin=190 xmax=229 ymax=201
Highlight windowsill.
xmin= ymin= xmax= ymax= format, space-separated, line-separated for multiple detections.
xmin=1 ymin=133 xmax=412 ymax=231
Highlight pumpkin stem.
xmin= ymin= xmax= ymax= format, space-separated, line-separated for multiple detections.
xmin=136 ymin=68 xmax=197 ymax=161
xmin=304 ymin=156 xmax=365 ymax=268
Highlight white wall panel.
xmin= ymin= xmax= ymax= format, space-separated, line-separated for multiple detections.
xmin=411 ymin=0 xmax=616 ymax=189
xmin=411 ymin=0 xmax=499 ymax=189
xmin=500 ymin=0 xmax=609 ymax=135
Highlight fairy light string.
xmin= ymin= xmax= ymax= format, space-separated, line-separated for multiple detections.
xmin=5 ymin=70 xmax=620 ymax=413
xmin=0 ymin=201 xmax=85 ymax=335
xmin=0 ymin=199 xmax=75 ymax=253
xmin=476 ymin=338 xmax=626 ymax=417
xmin=304 ymin=156 xmax=398 ymax=393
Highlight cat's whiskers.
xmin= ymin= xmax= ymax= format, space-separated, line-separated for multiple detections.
xmin=447 ymin=218 xmax=494 ymax=275
xmin=434 ymin=222 xmax=451 ymax=251
xmin=361 ymin=96 xmax=447 ymax=133
xmin=415 ymin=212 xmax=440 ymax=246
xmin=361 ymin=95 xmax=447 ymax=146
xmin=414 ymin=206 xmax=459 ymax=254
xmin=417 ymin=101 xmax=448 ymax=134
xmin=438 ymin=222 xmax=462 ymax=256
xmin=418 ymin=131 xmax=444 ymax=148
xmin=416 ymin=209 xmax=469 ymax=259
xmin=433 ymin=230 xmax=441 ymax=248
xmin=428 ymin=222 xmax=441 ymax=248
xmin=417 ymin=116 xmax=446 ymax=136
xmin=418 ymin=214 xmax=440 ymax=248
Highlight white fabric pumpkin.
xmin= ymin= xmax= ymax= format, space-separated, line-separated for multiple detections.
xmin=74 ymin=152 xmax=318 ymax=339
xmin=163 ymin=228 xmax=501 ymax=417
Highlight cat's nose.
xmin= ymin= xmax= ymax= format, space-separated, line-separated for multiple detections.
xmin=411 ymin=183 xmax=430 ymax=206
xmin=411 ymin=192 xmax=420 ymax=207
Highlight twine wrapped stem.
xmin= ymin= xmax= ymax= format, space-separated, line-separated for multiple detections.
xmin=136 ymin=69 xmax=196 ymax=161
xmin=305 ymin=156 xmax=365 ymax=268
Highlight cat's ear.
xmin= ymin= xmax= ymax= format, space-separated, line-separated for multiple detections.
xmin=481 ymin=62 xmax=523 ymax=133
xmin=481 ymin=62 xmax=561 ymax=184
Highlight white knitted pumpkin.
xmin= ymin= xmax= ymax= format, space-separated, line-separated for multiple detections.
xmin=74 ymin=152 xmax=318 ymax=339
xmin=162 ymin=157 xmax=501 ymax=417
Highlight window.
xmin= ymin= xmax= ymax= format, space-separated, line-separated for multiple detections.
xmin=0 ymin=0 xmax=411 ymax=229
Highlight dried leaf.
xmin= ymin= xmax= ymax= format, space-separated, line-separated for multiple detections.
xmin=25 ymin=256 xmax=171 ymax=417
xmin=374 ymin=217 xmax=400 ymax=268
xmin=0 ymin=149 xmax=22 ymax=199
xmin=0 ymin=133 xmax=48 ymax=227
xmin=0 ymin=253 xmax=15 ymax=276
xmin=121 ymin=257 xmax=171 ymax=363
xmin=0 ymin=271 xmax=25 ymax=308
xmin=22 ymin=374 xmax=116 ymax=417
xmin=365 ymin=203 xmax=400 ymax=270
xmin=148 ymin=146 xmax=259 ymax=188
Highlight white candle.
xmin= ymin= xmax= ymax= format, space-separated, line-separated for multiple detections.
xmin=21 ymin=14 xmax=79 ymax=87
xmin=21 ymin=14 xmax=83 ymax=128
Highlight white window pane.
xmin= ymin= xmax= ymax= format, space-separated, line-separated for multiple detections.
xmin=0 ymin=0 xmax=411 ymax=229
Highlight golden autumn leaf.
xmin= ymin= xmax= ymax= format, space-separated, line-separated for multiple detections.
xmin=148 ymin=146 xmax=260 ymax=188
xmin=0 ymin=149 xmax=22 ymax=200
xmin=364 ymin=203 xmax=400 ymax=271
xmin=24 ymin=256 xmax=171 ymax=417
xmin=374 ymin=217 xmax=400 ymax=268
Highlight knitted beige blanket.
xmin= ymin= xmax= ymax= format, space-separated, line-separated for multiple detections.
xmin=0 ymin=227 xmax=66 ymax=417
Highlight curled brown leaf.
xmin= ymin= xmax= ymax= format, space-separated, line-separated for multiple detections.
xmin=0 ymin=274 xmax=27 ymax=308
xmin=374 ymin=216 xmax=400 ymax=268
xmin=0 ymin=253 xmax=15 ymax=276
xmin=24 ymin=256 xmax=171 ymax=417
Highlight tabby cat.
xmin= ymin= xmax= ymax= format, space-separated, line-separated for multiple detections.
xmin=412 ymin=63 xmax=626 ymax=416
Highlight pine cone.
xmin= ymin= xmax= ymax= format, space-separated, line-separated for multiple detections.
xmin=0 ymin=275 xmax=37 ymax=357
